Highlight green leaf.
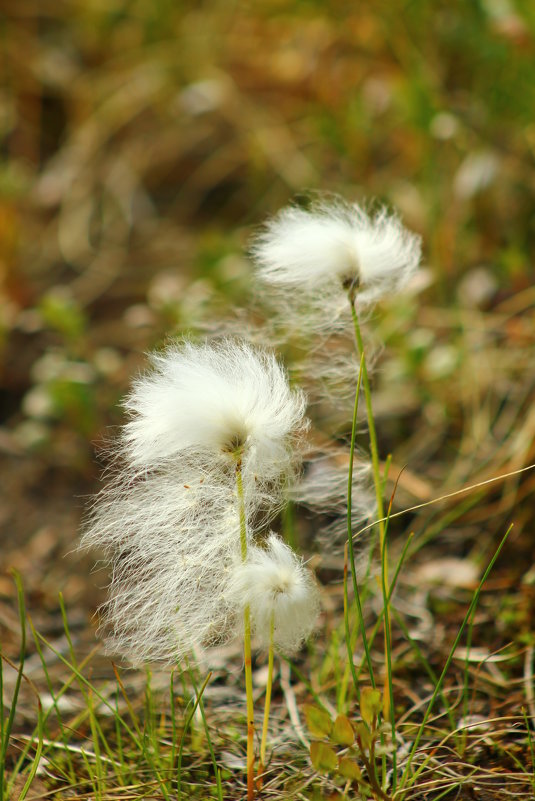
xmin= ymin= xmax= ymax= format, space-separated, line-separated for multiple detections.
xmin=356 ymin=722 xmax=372 ymax=752
xmin=338 ymin=756 xmax=363 ymax=782
xmin=310 ymin=741 xmax=338 ymax=774
xmin=360 ymin=687 xmax=382 ymax=726
xmin=304 ymin=704 xmax=333 ymax=738
xmin=331 ymin=714 xmax=354 ymax=746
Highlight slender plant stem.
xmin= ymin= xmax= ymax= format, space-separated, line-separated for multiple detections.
xmin=186 ymin=666 xmax=222 ymax=794
xmin=236 ymin=459 xmax=255 ymax=801
xmin=380 ymin=489 xmax=397 ymax=786
xmin=343 ymin=543 xmax=363 ymax=703
xmin=339 ymin=608 xmax=360 ymax=711
xmin=349 ymin=296 xmax=395 ymax=785
xmin=347 ymin=353 xmax=375 ymax=689
xmin=380 ymin=524 xmax=396 ymax=787
xmin=355 ymin=532 xmax=413 ymax=683
xmin=259 ymin=614 xmax=275 ymax=772
xmin=348 ymin=299 xmax=385 ymax=532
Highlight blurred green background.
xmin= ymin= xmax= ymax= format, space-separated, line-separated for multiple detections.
xmin=1 ymin=0 xmax=534 ymax=612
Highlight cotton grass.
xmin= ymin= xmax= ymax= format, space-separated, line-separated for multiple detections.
xmin=252 ymin=197 xmax=421 ymax=332
xmin=229 ymin=533 xmax=320 ymax=654
xmin=251 ymin=195 xmax=422 ymax=757
xmin=82 ymin=338 xmax=308 ymax=664
xmin=121 ymin=338 xmax=307 ymax=489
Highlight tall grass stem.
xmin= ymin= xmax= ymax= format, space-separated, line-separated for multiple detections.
xmin=177 ymin=673 xmax=212 ymax=801
xmin=236 ymin=459 xmax=255 ymax=801
xmin=346 ymin=353 xmax=375 ymax=690
xmin=349 ymin=297 xmax=395 ymax=773
xmin=259 ymin=614 xmax=275 ymax=773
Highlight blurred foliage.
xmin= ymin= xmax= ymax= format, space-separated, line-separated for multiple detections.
xmin=0 ymin=0 xmax=534 ymax=590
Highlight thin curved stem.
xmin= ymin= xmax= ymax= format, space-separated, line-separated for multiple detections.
xmin=236 ymin=460 xmax=255 ymax=801
xmin=348 ymin=296 xmax=395 ymax=786
xmin=259 ymin=614 xmax=275 ymax=772
xmin=346 ymin=353 xmax=375 ymax=690
xmin=348 ymin=300 xmax=385 ymax=534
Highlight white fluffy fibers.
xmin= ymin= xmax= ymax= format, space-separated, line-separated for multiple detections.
xmin=83 ymin=472 xmax=242 ymax=663
xmin=122 ymin=339 xmax=306 ymax=485
xmin=229 ymin=534 xmax=320 ymax=654
xmin=252 ymin=198 xmax=421 ymax=310
xmin=82 ymin=338 xmax=307 ymax=663
xmin=291 ymin=451 xmax=376 ymax=545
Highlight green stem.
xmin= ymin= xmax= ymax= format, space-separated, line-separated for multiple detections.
xmin=236 ymin=460 xmax=255 ymax=801
xmin=349 ymin=296 xmax=395 ymax=786
xmin=380 ymin=522 xmax=396 ymax=787
xmin=236 ymin=459 xmax=247 ymax=560
xmin=343 ymin=546 xmax=362 ymax=707
xmin=349 ymin=299 xmax=385 ymax=533
xmin=259 ymin=614 xmax=275 ymax=771
xmin=347 ymin=353 xmax=375 ymax=690
xmin=177 ymin=673 xmax=212 ymax=801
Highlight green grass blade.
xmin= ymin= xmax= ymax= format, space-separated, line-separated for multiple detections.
xmin=398 ymin=524 xmax=513 ymax=794
xmin=188 ymin=666 xmax=221 ymax=795
xmin=1 ymin=571 xmax=27 ymax=801
xmin=346 ymin=351 xmax=375 ymax=691
xmin=177 ymin=672 xmax=212 ymax=801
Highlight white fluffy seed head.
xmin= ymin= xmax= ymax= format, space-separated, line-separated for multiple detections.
xmin=229 ymin=534 xmax=320 ymax=654
xmin=252 ymin=198 xmax=421 ymax=316
xmin=81 ymin=338 xmax=308 ymax=664
xmin=122 ymin=339 xmax=307 ymax=485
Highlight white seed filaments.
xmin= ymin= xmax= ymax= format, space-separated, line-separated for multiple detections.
xmin=292 ymin=450 xmax=376 ymax=547
xmin=229 ymin=534 xmax=320 ymax=654
xmin=121 ymin=339 xmax=306 ymax=482
xmin=251 ymin=198 xmax=422 ymax=330
xmin=82 ymin=339 xmax=308 ymax=664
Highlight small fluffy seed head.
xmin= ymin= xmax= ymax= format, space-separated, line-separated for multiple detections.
xmin=229 ymin=534 xmax=320 ymax=653
xmin=252 ymin=198 xmax=421 ymax=316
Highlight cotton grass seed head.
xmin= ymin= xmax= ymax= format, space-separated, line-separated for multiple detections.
xmin=122 ymin=339 xmax=306 ymax=484
xmin=230 ymin=534 xmax=320 ymax=654
xmin=252 ymin=198 xmax=421 ymax=325
xmin=82 ymin=337 xmax=308 ymax=664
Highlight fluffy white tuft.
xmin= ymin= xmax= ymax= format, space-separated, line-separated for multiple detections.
xmin=292 ymin=450 xmax=376 ymax=546
xmin=229 ymin=534 xmax=320 ymax=654
xmin=82 ymin=338 xmax=308 ymax=664
xmin=252 ymin=198 xmax=421 ymax=319
xmin=83 ymin=471 xmax=243 ymax=663
xmin=122 ymin=339 xmax=306 ymax=478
